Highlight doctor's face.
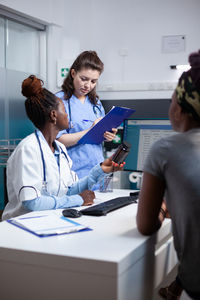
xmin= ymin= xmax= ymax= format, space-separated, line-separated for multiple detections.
xmin=56 ymin=98 xmax=69 ymax=130
xmin=71 ymin=68 xmax=100 ymax=99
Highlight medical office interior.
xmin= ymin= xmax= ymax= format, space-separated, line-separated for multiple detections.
xmin=0 ymin=0 xmax=200 ymax=299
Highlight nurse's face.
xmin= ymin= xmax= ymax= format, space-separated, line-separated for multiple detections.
xmin=56 ymin=98 xmax=69 ymax=130
xmin=71 ymin=68 xmax=100 ymax=99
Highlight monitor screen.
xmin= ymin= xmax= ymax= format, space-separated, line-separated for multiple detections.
xmin=123 ymin=118 xmax=175 ymax=171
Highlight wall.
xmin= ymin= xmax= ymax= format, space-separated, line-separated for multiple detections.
xmin=0 ymin=0 xmax=65 ymax=25
xmin=60 ymin=0 xmax=200 ymax=100
xmin=1 ymin=0 xmax=200 ymax=99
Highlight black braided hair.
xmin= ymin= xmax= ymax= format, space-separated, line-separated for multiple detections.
xmin=21 ymin=75 xmax=59 ymax=129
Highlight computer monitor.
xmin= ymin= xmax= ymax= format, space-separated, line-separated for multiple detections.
xmin=123 ymin=118 xmax=175 ymax=171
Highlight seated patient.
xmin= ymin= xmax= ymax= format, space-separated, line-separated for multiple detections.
xmin=137 ymin=50 xmax=200 ymax=300
xmin=2 ymin=75 xmax=124 ymax=220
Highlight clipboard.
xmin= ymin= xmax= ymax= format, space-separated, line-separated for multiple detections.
xmin=7 ymin=214 xmax=91 ymax=237
xmin=78 ymin=106 xmax=135 ymax=144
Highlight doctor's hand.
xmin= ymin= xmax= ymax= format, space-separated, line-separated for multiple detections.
xmin=79 ymin=190 xmax=95 ymax=206
xmin=101 ymin=157 xmax=125 ymax=174
xmin=104 ymin=128 xmax=118 ymax=142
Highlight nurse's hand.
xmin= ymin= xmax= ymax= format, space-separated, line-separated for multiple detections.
xmin=104 ymin=128 xmax=118 ymax=142
xmin=92 ymin=117 xmax=102 ymax=127
xmin=79 ymin=190 xmax=95 ymax=206
xmin=101 ymin=157 xmax=125 ymax=173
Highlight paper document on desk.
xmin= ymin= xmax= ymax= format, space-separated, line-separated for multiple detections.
xmin=7 ymin=214 xmax=91 ymax=237
xmin=78 ymin=106 xmax=135 ymax=144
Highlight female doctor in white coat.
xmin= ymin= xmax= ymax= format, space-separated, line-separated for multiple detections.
xmin=2 ymin=75 xmax=124 ymax=220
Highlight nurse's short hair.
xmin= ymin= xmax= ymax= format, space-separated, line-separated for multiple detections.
xmin=21 ymin=75 xmax=58 ymax=129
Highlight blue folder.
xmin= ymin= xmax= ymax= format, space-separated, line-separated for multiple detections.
xmin=78 ymin=106 xmax=135 ymax=144
xmin=7 ymin=215 xmax=92 ymax=238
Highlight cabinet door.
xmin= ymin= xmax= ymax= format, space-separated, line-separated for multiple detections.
xmin=154 ymin=236 xmax=178 ymax=288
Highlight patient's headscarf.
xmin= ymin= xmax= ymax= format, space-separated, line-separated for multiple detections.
xmin=175 ymin=50 xmax=200 ymax=120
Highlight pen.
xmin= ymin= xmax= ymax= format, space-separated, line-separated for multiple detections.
xmin=82 ymin=119 xmax=94 ymax=122
xmin=18 ymin=215 xmax=48 ymax=220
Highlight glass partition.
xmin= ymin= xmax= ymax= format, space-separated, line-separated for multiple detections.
xmin=6 ymin=20 xmax=40 ymax=74
xmin=0 ymin=15 xmax=46 ymax=211
xmin=0 ymin=17 xmax=5 ymax=68
xmin=7 ymin=70 xmax=35 ymax=139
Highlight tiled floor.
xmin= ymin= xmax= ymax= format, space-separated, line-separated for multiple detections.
xmin=181 ymin=291 xmax=192 ymax=300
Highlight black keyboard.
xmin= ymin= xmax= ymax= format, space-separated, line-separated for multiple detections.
xmin=80 ymin=191 xmax=139 ymax=216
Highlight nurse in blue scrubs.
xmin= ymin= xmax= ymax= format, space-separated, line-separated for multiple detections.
xmin=56 ymin=51 xmax=117 ymax=179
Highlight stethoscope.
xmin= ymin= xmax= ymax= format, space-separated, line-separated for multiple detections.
xmin=67 ymin=98 xmax=102 ymax=130
xmin=35 ymin=130 xmax=75 ymax=191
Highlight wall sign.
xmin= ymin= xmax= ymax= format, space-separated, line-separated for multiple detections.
xmin=162 ymin=35 xmax=185 ymax=53
xmin=57 ymin=59 xmax=74 ymax=87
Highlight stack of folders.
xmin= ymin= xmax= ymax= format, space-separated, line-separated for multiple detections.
xmin=7 ymin=213 xmax=91 ymax=237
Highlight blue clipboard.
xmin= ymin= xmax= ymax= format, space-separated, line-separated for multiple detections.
xmin=7 ymin=215 xmax=92 ymax=238
xmin=78 ymin=106 xmax=135 ymax=144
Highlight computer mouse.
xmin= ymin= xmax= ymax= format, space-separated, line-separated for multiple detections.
xmin=62 ymin=209 xmax=82 ymax=218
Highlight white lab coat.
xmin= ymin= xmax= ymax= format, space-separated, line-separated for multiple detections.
xmin=2 ymin=132 xmax=76 ymax=220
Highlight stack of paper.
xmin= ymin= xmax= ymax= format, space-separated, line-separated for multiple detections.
xmin=7 ymin=214 xmax=90 ymax=237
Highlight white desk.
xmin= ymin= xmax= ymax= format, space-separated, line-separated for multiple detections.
xmin=0 ymin=189 xmax=177 ymax=300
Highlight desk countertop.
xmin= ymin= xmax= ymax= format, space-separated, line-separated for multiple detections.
xmin=0 ymin=189 xmax=172 ymax=277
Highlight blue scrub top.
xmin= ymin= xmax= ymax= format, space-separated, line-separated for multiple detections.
xmin=56 ymin=91 xmax=105 ymax=179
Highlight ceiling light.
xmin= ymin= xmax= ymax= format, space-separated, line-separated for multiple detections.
xmin=170 ymin=64 xmax=190 ymax=71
